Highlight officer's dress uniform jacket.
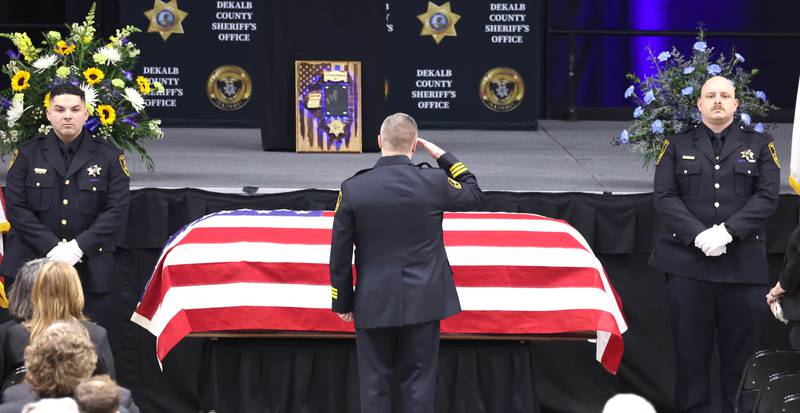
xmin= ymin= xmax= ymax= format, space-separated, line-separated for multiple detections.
xmin=2 ymin=131 xmax=130 ymax=293
xmin=649 ymin=124 xmax=780 ymax=283
xmin=329 ymin=153 xmax=484 ymax=329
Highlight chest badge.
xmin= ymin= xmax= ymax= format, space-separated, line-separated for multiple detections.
xmin=86 ymin=164 xmax=103 ymax=177
xmin=740 ymin=149 xmax=756 ymax=163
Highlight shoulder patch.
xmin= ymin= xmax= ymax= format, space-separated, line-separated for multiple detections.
xmin=768 ymin=142 xmax=781 ymax=168
xmin=656 ymin=139 xmax=670 ymax=166
xmin=448 ymin=177 xmax=462 ymax=190
xmin=119 ymin=154 xmax=130 ymax=177
xmin=7 ymin=148 xmax=18 ymax=171
xmin=334 ymin=190 xmax=342 ymax=213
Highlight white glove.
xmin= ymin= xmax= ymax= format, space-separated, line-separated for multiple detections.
xmin=694 ymin=224 xmax=733 ymax=256
xmin=693 ymin=227 xmax=716 ymax=253
xmin=771 ymin=300 xmax=789 ymax=324
xmin=46 ymin=240 xmax=83 ymax=266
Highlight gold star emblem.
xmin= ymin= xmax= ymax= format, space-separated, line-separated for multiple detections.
xmin=417 ymin=2 xmax=461 ymax=44
xmin=144 ymin=0 xmax=189 ymax=41
xmin=740 ymin=149 xmax=756 ymax=163
xmin=87 ymin=164 xmax=102 ymax=177
xmin=327 ymin=119 xmax=346 ymax=137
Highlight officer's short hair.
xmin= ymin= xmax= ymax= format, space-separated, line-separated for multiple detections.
xmin=49 ymin=83 xmax=85 ymax=103
xmin=380 ymin=113 xmax=417 ymax=153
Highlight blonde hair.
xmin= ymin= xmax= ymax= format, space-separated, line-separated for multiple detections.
xmin=24 ymin=320 xmax=96 ymax=398
xmin=24 ymin=261 xmax=85 ymax=341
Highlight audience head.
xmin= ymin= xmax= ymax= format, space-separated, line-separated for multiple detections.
xmin=8 ymin=258 xmax=48 ymax=321
xmin=602 ymin=393 xmax=656 ymax=413
xmin=379 ymin=113 xmax=418 ymax=156
xmin=21 ymin=398 xmax=79 ymax=413
xmin=27 ymin=260 xmax=85 ymax=340
xmin=74 ymin=375 xmax=122 ymax=413
xmin=24 ymin=320 xmax=97 ymax=398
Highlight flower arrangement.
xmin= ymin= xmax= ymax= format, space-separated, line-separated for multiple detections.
xmin=0 ymin=3 xmax=164 ymax=171
xmin=615 ymin=27 xmax=777 ymax=167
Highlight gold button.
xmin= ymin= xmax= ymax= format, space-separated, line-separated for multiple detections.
xmin=92 ymin=187 xmax=96 ymax=191
xmin=747 ymin=170 xmax=751 ymax=175
xmin=35 ymin=182 xmax=40 ymax=187
xmin=672 ymin=233 xmax=677 ymax=238
xmin=714 ymin=202 xmax=720 ymax=208
xmin=714 ymin=165 xmax=720 ymax=170
xmin=756 ymin=235 xmax=759 ymax=240
xmin=61 ymin=219 xmax=67 ymax=225
xmin=715 ymin=156 xmax=719 ymax=160
xmin=64 ymin=179 xmax=70 ymax=185
xmin=62 ymin=199 xmax=69 ymax=205
xmin=714 ymin=183 xmax=720 ymax=189
xmin=98 ymin=247 xmax=103 ymax=252
xmin=61 ymin=239 xmax=67 ymax=243
xmin=683 ymin=170 xmax=688 ymax=174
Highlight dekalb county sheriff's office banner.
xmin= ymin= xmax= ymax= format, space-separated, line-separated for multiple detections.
xmin=384 ymin=0 xmax=540 ymax=129
xmin=119 ymin=0 xmax=265 ymax=126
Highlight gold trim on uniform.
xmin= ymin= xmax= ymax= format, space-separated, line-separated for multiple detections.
xmin=447 ymin=177 xmax=462 ymax=190
xmin=119 ymin=154 xmax=130 ymax=177
xmin=8 ymin=148 xmax=18 ymax=171
xmin=769 ymin=142 xmax=781 ymax=168
xmin=331 ymin=287 xmax=339 ymax=300
xmin=334 ymin=190 xmax=342 ymax=213
xmin=449 ymin=162 xmax=468 ymax=178
xmin=656 ymin=139 xmax=670 ymax=166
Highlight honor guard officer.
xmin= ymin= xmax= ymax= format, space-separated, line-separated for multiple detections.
xmin=2 ymin=83 xmax=131 ymax=329
xmin=650 ymin=76 xmax=780 ymax=413
xmin=329 ymin=113 xmax=484 ymax=413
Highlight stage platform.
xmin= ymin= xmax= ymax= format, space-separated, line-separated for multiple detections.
xmin=3 ymin=120 xmax=791 ymax=193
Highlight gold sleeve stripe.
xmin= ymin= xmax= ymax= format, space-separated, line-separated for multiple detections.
xmin=451 ymin=166 xmax=469 ymax=178
xmin=449 ymin=162 xmax=464 ymax=174
xmin=769 ymin=142 xmax=781 ymax=168
xmin=656 ymin=139 xmax=670 ymax=166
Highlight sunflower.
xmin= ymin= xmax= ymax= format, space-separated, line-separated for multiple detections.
xmin=43 ymin=92 xmax=50 ymax=109
xmin=83 ymin=67 xmax=105 ymax=85
xmin=10 ymin=70 xmax=31 ymax=92
xmin=96 ymin=104 xmax=116 ymax=126
xmin=53 ymin=40 xmax=76 ymax=56
xmin=136 ymin=76 xmax=151 ymax=95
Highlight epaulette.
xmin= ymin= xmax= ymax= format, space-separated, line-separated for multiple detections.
xmin=415 ymin=162 xmax=433 ymax=169
xmin=346 ymin=167 xmax=373 ymax=180
xmin=676 ymin=122 xmax=699 ymax=134
xmin=738 ymin=124 xmax=766 ymax=135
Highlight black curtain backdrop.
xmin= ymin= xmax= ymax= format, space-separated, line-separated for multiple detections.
xmin=107 ymin=189 xmax=798 ymax=413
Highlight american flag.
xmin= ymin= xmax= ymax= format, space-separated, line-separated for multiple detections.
xmin=132 ymin=209 xmax=627 ymax=373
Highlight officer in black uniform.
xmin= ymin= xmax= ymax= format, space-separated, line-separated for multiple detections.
xmin=2 ymin=83 xmax=131 ymax=329
xmin=650 ymin=76 xmax=780 ymax=413
xmin=330 ymin=113 xmax=484 ymax=413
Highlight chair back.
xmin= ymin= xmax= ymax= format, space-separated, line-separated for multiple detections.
xmin=781 ymin=394 xmax=800 ymax=413
xmin=753 ymin=372 xmax=800 ymax=413
xmin=734 ymin=349 xmax=800 ymax=413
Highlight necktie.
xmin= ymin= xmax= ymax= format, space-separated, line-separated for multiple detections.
xmin=63 ymin=146 xmax=73 ymax=170
xmin=712 ymin=133 xmax=723 ymax=157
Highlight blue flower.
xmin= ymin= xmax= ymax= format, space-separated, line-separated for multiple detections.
xmin=693 ymin=41 xmax=707 ymax=51
xmin=633 ymin=106 xmax=644 ymax=118
xmin=644 ymin=90 xmax=655 ymax=105
xmin=84 ymin=117 xmax=101 ymax=133
xmin=5 ymin=49 xmax=19 ymax=60
xmin=683 ymin=66 xmax=695 ymax=74
xmin=740 ymin=113 xmax=751 ymax=125
xmin=624 ymin=85 xmax=635 ymax=99
xmin=122 ymin=70 xmax=133 ymax=81
xmin=619 ymin=129 xmax=629 ymax=144
xmin=651 ymin=119 xmax=664 ymax=134
xmin=754 ymin=123 xmax=765 ymax=133
xmin=756 ymin=90 xmax=767 ymax=102
xmin=657 ymin=51 xmax=671 ymax=62
xmin=735 ymin=53 xmax=745 ymax=63
xmin=707 ymin=64 xmax=722 ymax=75
xmin=681 ymin=86 xmax=694 ymax=96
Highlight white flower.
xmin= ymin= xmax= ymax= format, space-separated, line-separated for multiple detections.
xmin=7 ymin=97 xmax=30 ymax=128
xmin=38 ymin=124 xmax=52 ymax=134
xmin=96 ymin=45 xmax=121 ymax=65
xmin=123 ymin=87 xmax=145 ymax=112
xmin=79 ymin=83 xmax=98 ymax=108
xmin=32 ymin=54 xmax=58 ymax=72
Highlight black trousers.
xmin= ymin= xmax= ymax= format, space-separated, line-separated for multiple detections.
xmin=666 ymin=275 xmax=767 ymax=413
xmin=355 ymin=321 xmax=440 ymax=413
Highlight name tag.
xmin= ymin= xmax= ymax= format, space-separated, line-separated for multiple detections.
xmin=34 ymin=168 xmax=47 ymax=174
xmin=681 ymin=155 xmax=695 ymax=160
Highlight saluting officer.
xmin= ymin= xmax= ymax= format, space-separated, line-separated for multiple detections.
xmin=329 ymin=113 xmax=484 ymax=413
xmin=650 ymin=76 xmax=780 ymax=413
xmin=2 ymin=83 xmax=131 ymax=329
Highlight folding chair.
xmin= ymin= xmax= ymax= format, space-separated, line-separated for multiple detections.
xmin=752 ymin=372 xmax=800 ymax=413
xmin=780 ymin=394 xmax=800 ymax=413
xmin=734 ymin=349 xmax=800 ymax=413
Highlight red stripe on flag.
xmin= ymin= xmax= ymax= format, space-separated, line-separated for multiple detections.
xmin=153 ymin=306 xmax=623 ymax=373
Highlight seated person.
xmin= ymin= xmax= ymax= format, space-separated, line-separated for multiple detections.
xmin=21 ymin=398 xmax=79 ymax=413
xmin=75 ymin=374 xmax=138 ymax=413
xmin=2 ymin=261 xmax=114 ymax=390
